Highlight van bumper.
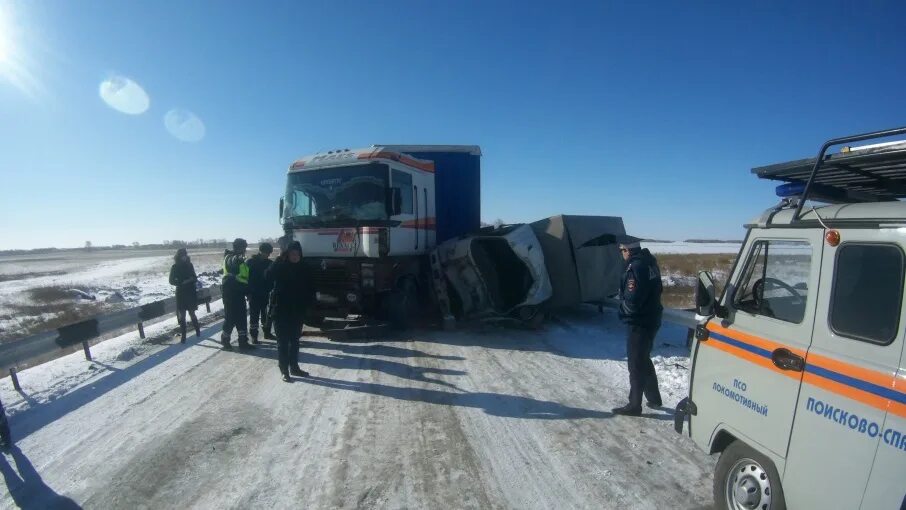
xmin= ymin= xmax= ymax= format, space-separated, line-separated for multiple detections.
xmin=674 ymin=397 xmax=696 ymax=435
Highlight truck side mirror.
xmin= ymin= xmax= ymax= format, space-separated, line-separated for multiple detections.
xmin=279 ymin=197 xmax=285 ymax=220
xmin=695 ymin=271 xmax=716 ymax=317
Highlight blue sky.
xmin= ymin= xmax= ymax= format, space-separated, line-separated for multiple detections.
xmin=1 ymin=1 xmax=905 ymax=249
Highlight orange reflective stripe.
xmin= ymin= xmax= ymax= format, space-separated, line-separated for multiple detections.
xmin=703 ymin=321 xmax=906 ymax=417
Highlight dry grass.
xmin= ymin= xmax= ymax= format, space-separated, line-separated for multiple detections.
xmin=655 ymin=253 xmax=736 ymax=309
xmin=0 ymin=285 xmax=112 ymax=342
xmin=28 ymin=285 xmax=92 ymax=304
xmin=656 ymin=253 xmax=737 ymax=277
xmin=0 ymin=270 xmax=67 ymax=283
xmin=1 ymin=302 xmax=110 ymax=341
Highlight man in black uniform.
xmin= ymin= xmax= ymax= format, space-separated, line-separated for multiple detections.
xmin=0 ymin=396 xmax=11 ymax=449
xmin=221 ymin=238 xmax=255 ymax=350
xmin=266 ymin=241 xmax=311 ymax=381
xmin=246 ymin=242 xmax=274 ymax=344
xmin=613 ymin=235 xmax=664 ymax=416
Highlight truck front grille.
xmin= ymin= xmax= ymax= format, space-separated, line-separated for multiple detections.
xmin=306 ymin=260 xmax=358 ymax=289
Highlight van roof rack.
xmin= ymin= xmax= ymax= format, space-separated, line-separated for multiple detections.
xmin=753 ymin=127 xmax=906 ymax=220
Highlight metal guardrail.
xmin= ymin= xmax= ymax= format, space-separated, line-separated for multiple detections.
xmin=1 ymin=286 xmax=222 ymax=388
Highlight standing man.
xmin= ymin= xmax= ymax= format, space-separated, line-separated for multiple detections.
xmin=612 ymin=235 xmax=663 ymax=416
xmin=221 ymin=238 xmax=255 ymax=350
xmin=0 ymin=396 xmax=10 ymax=449
xmin=246 ymin=242 xmax=275 ymax=344
xmin=266 ymin=241 xmax=311 ymax=381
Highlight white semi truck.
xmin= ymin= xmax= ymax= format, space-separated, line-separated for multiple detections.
xmin=280 ymin=145 xmax=481 ymax=328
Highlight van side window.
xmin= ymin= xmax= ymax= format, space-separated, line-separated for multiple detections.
xmin=733 ymin=240 xmax=812 ymax=323
xmin=391 ymin=170 xmax=413 ymax=214
xmin=830 ymin=244 xmax=904 ymax=345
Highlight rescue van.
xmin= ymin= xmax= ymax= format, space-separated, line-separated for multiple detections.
xmin=675 ymin=127 xmax=906 ymax=510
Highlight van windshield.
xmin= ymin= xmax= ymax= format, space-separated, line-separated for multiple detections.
xmin=284 ymin=163 xmax=389 ymax=227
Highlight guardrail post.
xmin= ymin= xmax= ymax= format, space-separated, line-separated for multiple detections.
xmin=205 ymin=299 xmax=211 ymax=313
xmin=9 ymin=367 xmax=21 ymax=392
xmin=137 ymin=321 xmax=145 ymax=339
xmin=82 ymin=340 xmax=92 ymax=361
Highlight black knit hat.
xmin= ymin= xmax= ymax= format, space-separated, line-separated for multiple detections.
xmin=232 ymin=238 xmax=248 ymax=251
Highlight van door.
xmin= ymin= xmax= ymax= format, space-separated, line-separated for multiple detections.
xmin=861 ymin=334 xmax=906 ymax=509
xmin=389 ymin=168 xmax=415 ymax=254
xmin=783 ymin=233 xmax=906 ymax=509
xmin=691 ymin=230 xmax=823 ymax=470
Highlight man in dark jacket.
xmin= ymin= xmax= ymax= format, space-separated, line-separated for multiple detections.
xmin=221 ymin=238 xmax=254 ymax=350
xmin=246 ymin=242 xmax=274 ymax=343
xmin=613 ymin=235 xmax=664 ymax=416
xmin=265 ymin=241 xmax=310 ymax=381
xmin=0 ymin=396 xmax=10 ymax=449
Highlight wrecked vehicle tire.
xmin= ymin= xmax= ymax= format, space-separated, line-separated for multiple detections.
xmin=514 ymin=305 xmax=546 ymax=329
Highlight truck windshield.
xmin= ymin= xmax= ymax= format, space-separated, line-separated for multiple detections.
xmin=284 ymin=163 xmax=389 ymax=226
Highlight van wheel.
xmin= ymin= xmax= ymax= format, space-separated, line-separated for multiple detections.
xmin=713 ymin=440 xmax=786 ymax=510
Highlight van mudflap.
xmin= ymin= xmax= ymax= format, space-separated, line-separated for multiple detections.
xmin=674 ymin=397 xmax=696 ymax=435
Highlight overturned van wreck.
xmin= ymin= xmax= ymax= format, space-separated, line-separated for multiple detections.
xmin=434 ymin=215 xmax=626 ymax=324
xmin=436 ymin=224 xmax=552 ymax=322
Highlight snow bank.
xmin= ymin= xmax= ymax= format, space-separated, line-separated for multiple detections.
xmin=0 ymin=250 xmax=223 ymax=340
xmin=0 ymin=300 xmax=224 ymax=417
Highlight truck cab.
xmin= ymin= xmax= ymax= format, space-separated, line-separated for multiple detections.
xmin=676 ymin=128 xmax=906 ymax=510
xmin=281 ymin=145 xmax=480 ymax=327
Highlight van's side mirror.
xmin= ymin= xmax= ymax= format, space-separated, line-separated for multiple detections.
xmin=695 ymin=271 xmax=716 ymax=317
xmin=387 ymin=188 xmax=402 ymax=216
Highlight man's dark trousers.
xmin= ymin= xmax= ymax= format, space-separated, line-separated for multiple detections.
xmin=627 ymin=321 xmax=662 ymax=407
xmin=222 ymin=282 xmax=249 ymax=346
xmin=274 ymin=317 xmax=301 ymax=373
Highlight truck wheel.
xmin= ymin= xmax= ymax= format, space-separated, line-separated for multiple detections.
xmin=388 ymin=278 xmax=418 ymax=330
xmin=713 ymin=440 xmax=786 ymax=510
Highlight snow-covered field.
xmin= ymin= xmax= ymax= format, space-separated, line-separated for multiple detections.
xmin=0 ymin=307 xmax=715 ymax=509
xmin=0 ymin=249 xmax=224 ymax=341
xmin=643 ymin=242 xmax=741 ymax=254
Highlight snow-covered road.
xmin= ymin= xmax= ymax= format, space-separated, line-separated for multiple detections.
xmin=1 ymin=308 xmax=715 ymax=509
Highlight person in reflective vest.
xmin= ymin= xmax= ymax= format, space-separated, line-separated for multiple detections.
xmin=221 ymin=238 xmax=254 ymax=350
